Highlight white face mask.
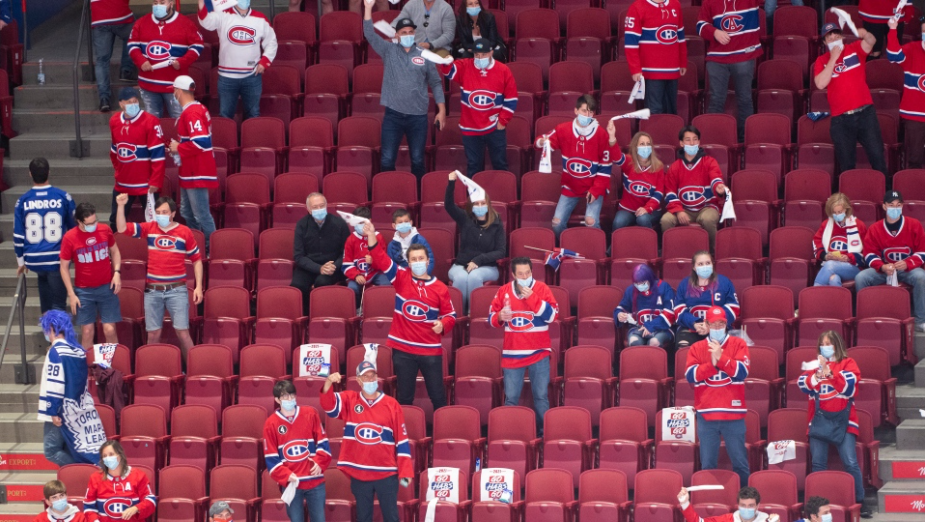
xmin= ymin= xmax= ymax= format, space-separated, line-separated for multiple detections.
xmin=826 ymin=39 xmax=843 ymax=52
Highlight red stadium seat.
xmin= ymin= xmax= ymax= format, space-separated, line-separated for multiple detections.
xmin=304 ymin=64 xmax=348 ymax=129
xmin=689 ymin=470 xmax=740 ymax=519
xmin=487 ymin=406 xmax=540 ymax=481
xmin=543 ymin=407 xmax=595 ymax=488
xmin=805 ymin=471 xmax=862 ymax=522
xmin=768 ymin=226 xmax=815 ymax=309
xmin=288 ymin=116 xmax=334 ymax=181
xmin=120 ymin=404 xmax=169 ymax=472
xmin=767 ymin=408 xmax=811 ymax=490
xmin=322 ymin=467 xmax=355 ymax=520
xmin=847 ymin=346 xmax=899 ymax=428
xmin=640 ymin=114 xmax=685 ymax=147
xmin=413 ymin=469 xmax=466 ymax=522
xmin=749 ymin=470 xmax=801 ymax=521
xmin=839 ymin=169 xmax=885 ymax=224
xmin=220 ymin=404 xmax=268 ymax=470
xmin=633 ymin=469 xmax=683 ymax=522
xmin=470 ymin=469 xmax=522 ymax=522
xmin=255 ymin=286 xmax=308 ymax=363
xmin=454 ymin=345 xmax=503 ymax=426
xmin=168 ymin=404 xmax=219 ymax=472
xmin=661 ymin=227 xmax=709 ymax=288
xmin=210 ymin=464 xmax=260 ymax=521
xmin=57 ymin=464 xmax=100 ymax=508
xmin=337 ymin=116 xmax=381 ymax=180
xmin=559 ymin=227 xmax=607 ymax=305
xmin=132 ymin=343 xmax=184 ymax=418
xmin=617 ymin=346 xmax=669 ymax=427
xmin=796 ymin=286 xmax=853 ymax=347
xmin=223 ymin=175 xmax=269 ymax=251
xmin=652 ymin=408 xmax=698 ymax=485
xmin=578 ymin=469 xmax=631 ymax=522
xmin=158 ymin=465 xmax=208 ymax=522
xmin=524 ymin=468 xmax=577 ymax=522
xmin=563 ymin=345 xmax=615 ymax=426
xmin=598 ymin=407 xmax=652 ymax=489
xmin=318 ymin=11 xmax=361 ymax=76
xmin=240 ymin=117 xmax=286 ymax=180
xmin=467 ymin=285 xmax=503 ymax=348
xmin=855 ymin=285 xmax=915 ymax=367
xmin=201 ymin=286 xmax=255 ymax=361
xmin=360 ymin=285 xmax=395 ymax=346
xmin=432 ymin=405 xmax=484 ymax=474
xmin=239 ymin=344 xmax=290 ymax=414
xmin=730 ymin=169 xmax=779 ymax=248
xmin=610 ymin=227 xmax=659 ymax=290
xmin=323 ymin=171 xmax=369 ymax=208
xmin=547 ymin=61 xmax=595 ymax=116
xmin=576 ymin=286 xmax=622 ymax=356
xmin=307 ymin=286 xmax=358 ymax=368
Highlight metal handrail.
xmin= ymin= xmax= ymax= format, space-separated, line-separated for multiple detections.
xmin=0 ymin=273 xmax=31 ymax=385
xmin=72 ymin=0 xmax=94 ymax=159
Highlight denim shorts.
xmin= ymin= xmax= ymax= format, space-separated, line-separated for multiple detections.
xmin=144 ymin=285 xmax=190 ymax=331
xmin=74 ymin=284 xmax=122 ymax=326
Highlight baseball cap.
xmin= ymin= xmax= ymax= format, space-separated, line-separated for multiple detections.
xmin=117 ymin=87 xmax=139 ymax=102
xmin=173 ymin=75 xmax=196 ymax=92
xmin=885 ymin=190 xmax=904 ymax=204
xmin=208 ymin=501 xmax=234 ymax=517
xmin=395 ymin=18 xmax=416 ymax=31
xmin=705 ymin=306 xmax=727 ymax=324
xmin=471 ymin=38 xmax=491 ymax=54
xmin=357 ymin=360 xmax=377 ymax=377
xmin=821 ymin=22 xmax=841 ymax=37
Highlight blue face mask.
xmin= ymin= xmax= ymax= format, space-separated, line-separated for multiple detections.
xmin=124 ymin=103 xmax=140 ymax=118
xmin=887 ymin=206 xmax=903 ymax=220
xmin=280 ymin=398 xmax=296 ymax=411
xmin=399 ymin=35 xmax=415 ymax=48
xmin=833 ymin=212 xmax=846 ymax=223
xmin=710 ymin=328 xmax=726 ymax=342
xmin=155 ymin=214 xmax=170 ymax=228
xmin=362 ymin=381 xmax=379 ymax=394
xmin=576 ymin=114 xmax=593 ymax=127
xmin=516 ymin=277 xmax=533 ymax=288
xmin=311 ymin=208 xmax=328 ymax=221
xmin=152 ymin=3 xmax=168 ymax=18
xmin=472 ymin=205 xmax=488 ymax=218
xmin=44 ymin=332 xmax=51 ymax=343
xmin=738 ymin=508 xmax=756 ymax=521
xmin=683 ymin=144 xmax=700 ymax=156
xmin=695 ymin=264 xmax=713 ymax=279
xmin=820 ymin=345 xmax=835 ymax=359
xmin=102 ymin=456 xmax=120 ymax=471
xmin=634 ymin=281 xmax=650 ymax=292
xmin=51 ymin=498 xmax=69 ymax=513
xmin=84 ymin=223 xmax=97 ymax=233
xmin=410 ymin=261 xmax=428 ymax=276
xmin=821 ymin=513 xmax=833 ymax=523
xmin=396 ymin=222 xmax=412 ymax=234
xmin=474 ymin=57 xmax=490 ymax=70
xmin=637 ymin=145 xmax=652 ymax=159
xmin=354 ymin=223 xmax=366 ymax=236
xmin=236 ymin=0 xmax=250 ymax=10
xmin=467 ymin=6 xmax=481 ymax=16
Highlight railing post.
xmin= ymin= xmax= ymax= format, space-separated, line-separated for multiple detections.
xmin=15 ymin=276 xmax=31 ymax=385
xmin=21 ymin=0 xmax=27 ymax=61
xmin=269 ymin=0 xmax=276 ymax=22
xmin=72 ymin=0 xmax=90 ymax=158
xmin=86 ymin=3 xmax=95 ymax=83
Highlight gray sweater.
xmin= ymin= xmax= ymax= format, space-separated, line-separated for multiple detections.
xmin=393 ymin=0 xmax=456 ymax=52
xmin=363 ymin=19 xmax=446 ymax=116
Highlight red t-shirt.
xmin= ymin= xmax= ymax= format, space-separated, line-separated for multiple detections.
xmin=60 ymin=224 xmax=116 ymax=288
xmin=813 ymin=41 xmax=874 ymax=117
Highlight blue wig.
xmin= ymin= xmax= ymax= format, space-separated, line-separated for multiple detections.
xmin=632 ymin=264 xmax=657 ymax=286
xmin=39 ymin=310 xmax=80 ymax=348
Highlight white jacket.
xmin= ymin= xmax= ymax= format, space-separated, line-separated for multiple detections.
xmin=199 ymin=6 xmax=277 ymax=78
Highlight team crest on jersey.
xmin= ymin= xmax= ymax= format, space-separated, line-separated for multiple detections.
xmin=680 ymin=186 xmax=707 ymax=206
xmin=412 ymin=57 xmax=426 ymax=65
xmin=637 ymin=308 xmax=656 ymax=324
xmin=354 ymin=422 xmax=383 ymax=444
xmin=103 ymin=498 xmax=133 ymax=518
xmin=918 ymin=75 xmax=925 ymax=92
xmin=116 ymin=143 xmax=137 ymax=162
xmin=629 ymin=181 xmax=651 ymax=196
xmin=706 ymin=371 xmax=732 ymax=386
xmin=145 ymin=40 xmax=173 ymax=60
xmin=283 ymin=440 xmax=311 ymax=461
xmin=720 ymin=14 xmax=744 ymax=32
xmin=818 ymin=382 xmax=839 ymax=399
xmin=228 ymin=26 xmax=256 ymax=45
xmin=656 ymin=26 xmax=678 ymax=44
xmin=154 ymin=236 xmax=176 ymax=249
xmin=829 ymin=236 xmax=848 ymax=251
xmin=884 ymin=246 xmax=911 ymax=262
xmin=566 ymin=158 xmax=593 ymax=177
xmin=278 ymin=425 xmax=288 ymax=434
xmin=691 ymin=305 xmax=711 ymax=320
xmin=834 ymin=61 xmax=847 ymax=74
xmin=468 ymin=90 xmax=496 ymax=110
xmin=354 ymin=404 xmax=364 ymax=414
xmin=86 ymin=236 xmax=98 ymax=247
xmin=402 ymin=300 xmax=430 ymax=321
xmin=507 ymin=312 xmax=535 ymax=332
xmin=356 ymin=258 xmax=370 ymax=273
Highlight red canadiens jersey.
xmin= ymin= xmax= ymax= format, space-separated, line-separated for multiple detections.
xmin=887 ymin=29 xmax=925 ymax=122
xmin=60 ymin=224 xmax=116 ymax=288
xmin=812 ymin=218 xmax=867 ymax=266
xmin=537 ymin=121 xmax=625 ymax=199
xmin=798 ymin=357 xmax=861 ymax=436
xmin=263 ymin=406 xmax=332 ymax=490
xmin=619 ymin=161 xmax=666 ymax=213
xmin=83 ymin=467 xmax=156 ymax=522
xmin=439 ymin=59 xmax=518 ymax=135
xmin=176 ymin=102 xmax=218 ymax=189
xmin=320 ymin=387 xmax=414 ymax=482
xmin=33 ymin=507 xmax=90 ymax=522
xmin=342 ymin=232 xmax=385 ymax=281
xmin=128 ymin=13 xmax=204 ymax=93
xmin=682 ymin=504 xmax=771 ymax=522
xmin=488 ymin=281 xmax=559 ymax=369
xmin=664 ymin=154 xmax=724 ymax=213
xmin=859 ymin=0 xmax=894 ymax=23
xmin=862 ymin=216 xmax=925 ymax=271
xmin=624 ymin=0 xmax=688 ymax=79
xmin=109 ymin=110 xmax=166 ymax=195
xmin=696 ymin=0 xmax=762 ymax=64
xmin=126 ymin=221 xmax=201 ymax=285
xmin=685 ymin=335 xmax=749 ymax=421
xmin=814 ymin=41 xmax=873 ymax=117
xmin=369 ymin=240 xmax=456 ymax=356
xmin=90 ymin=0 xmax=132 ymax=27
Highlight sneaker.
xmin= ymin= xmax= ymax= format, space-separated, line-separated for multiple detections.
xmin=119 ymin=70 xmax=134 ymax=81
xmin=99 ymin=99 xmax=110 ymax=112
xmin=917 ymin=323 xmax=925 ymax=333
xmin=860 ymin=503 xmax=873 ymax=519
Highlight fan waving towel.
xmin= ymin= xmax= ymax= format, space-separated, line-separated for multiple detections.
xmin=538 ymin=138 xmax=552 ymax=173
xmin=454 ymin=171 xmax=487 ymax=202
xmin=204 ymin=0 xmax=237 ymax=11
xmin=830 ymin=7 xmax=859 ymax=36
xmin=611 ymin=109 xmax=651 ymax=121
xmin=338 ymin=210 xmax=370 ymax=228
xmin=720 ymin=190 xmax=736 ymax=221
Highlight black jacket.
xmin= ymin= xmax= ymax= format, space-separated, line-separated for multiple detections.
xmin=293 ymin=213 xmax=351 ymax=275
xmin=453 ymin=10 xmax=507 ymax=61
xmin=445 ymin=179 xmax=506 ymax=266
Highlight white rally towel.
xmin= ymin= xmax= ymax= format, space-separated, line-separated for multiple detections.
xmin=685 ymin=485 xmax=726 ymax=492
xmin=479 ymin=468 xmax=515 ymax=504
xmin=887 ymin=271 xmax=900 ymax=287
xmin=766 ymin=440 xmax=797 ymax=465
xmin=830 ymin=7 xmax=860 ymax=36
xmin=720 ymin=190 xmax=736 ymax=221
xmin=298 ymin=343 xmax=332 ymax=377
xmin=92 ymin=343 xmax=117 ymax=369
xmin=454 ymin=171 xmax=487 ymax=202
xmin=145 ymin=193 xmax=156 ymax=222
xmin=801 ymin=359 xmax=822 ymax=372
xmin=420 ymin=49 xmax=454 ymax=65
xmin=205 ymin=0 xmax=237 ymax=12
xmin=425 ymin=467 xmax=461 ymax=503
xmin=150 ymin=60 xmax=175 ymax=71
xmin=610 ymin=108 xmax=651 ymax=121
xmin=282 ymin=478 xmax=298 ymax=505
xmin=892 ymin=0 xmax=908 ymax=23
xmin=337 ymin=210 xmax=370 ymax=229
xmin=628 ymin=77 xmax=645 ymax=103
xmin=661 ymin=406 xmax=696 ymax=443
xmin=374 ymin=20 xmax=396 ymax=38
xmin=363 ymin=343 xmax=379 ymax=365
xmin=538 ymin=138 xmax=552 ymax=173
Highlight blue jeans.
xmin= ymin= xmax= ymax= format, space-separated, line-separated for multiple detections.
xmin=286 ymin=483 xmax=326 ymax=522
xmin=645 ymin=79 xmax=678 ymax=115
xmin=706 ymin=60 xmax=755 ymax=142
xmin=461 ymin=128 xmax=508 ymax=177
xmin=139 ymin=89 xmax=181 ymax=119
xmin=503 ymin=356 xmax=551 ymax=435
xmin=627 ymin=326 xmax=672 ymax=347
xmin=218 ymin=73 xmax=262 ymax=120
xmin=612 ymin=209 xmax=660 ymax=231
xmin=697 ymin=414 xmax=750 ymax=488
xmin=144 ymin=285 xmax=190 ymax=332
xmin=855 ymin=266 xmax=925 ymax=323
xmin=814 ymin=260 xmax=860 ymax=286
xmin=92 ymin=22 xmax=135 ymax=102
xmin=74 ymin=284 xmax=122 ymax=326
xmin=764 ymin=0 xmax=803 ymax=32
xmin=44 ymin=422 xmax=75 ymax=468
xmin=36 ymin=270 xmax=67 ymax=314
xmin=552 ymin=194 xmax=604 ymax=238
xmin=351 ymin=475 xmax=399 ymax=522
xmin=381 ymin=108 xmax=429 ymax=178
xmin=810 ymin=432 xmax=865 ymax=503
xmin=180 ymin=187 xmax=216 ymax=253
xmin=448 ymin=264 xmax=499 ymax=313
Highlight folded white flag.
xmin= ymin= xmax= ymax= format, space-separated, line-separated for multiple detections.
xmin=373 ymin=20 xmax=396 ymax=38
xmin=337 ymin=210 xmax=370 ymax=228
xmin=145 ymin=193 xmax=156 ymax=223
xmin=892 ymin=0 xmax=908 ymax=22
xmin=538 ymin=138 xmax=552 ymax=173
xmin=611 ymin=108 xmax=651 ymax=121
xmin=628 ymin=77 xmax=645 ymax=103
xmin=282 ymin=479 xmax=298 ymax=506
xmin=424 ymin=499 xmax=439 ymax=522
xmin=420 ymin=49 xmax=454 ymax=65
xmin=455 ymin=171 xmax=487 ymax=202
xmin=801 ymin=359 xmax=821 ymax=372
xmin=830 ymin=7 xmax=859 ymax=36
xmin=685 ymin=485 xmax=726 ymax=492
xmin=887 ymin=271 xmax=899 ymax=287
xmin=363 ymin=343 xmax=379 ymax=365
xmin=767 ymin=440 xmax=797 ymax=465
xmin=720 ymin=190 xmax=736 ymax=221
xmin=150 ymin=60 xmax=175 ymax=71
xmin=920 ymin=409 xmax=925 ymax=417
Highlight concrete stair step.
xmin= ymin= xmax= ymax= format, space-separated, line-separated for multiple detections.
xmin=13 ymin=109 xmax=112 ymax=134
xmin=0 ymin=185 xmax=117 ymax=217
xmin=878 ymin=480 xmax=925 ymax=514
xmin=0 ymin=356 xmax=43 ymax=386
xmin=916 ymin=359 xmax=925 ymax=388
xmin=2 ymin=158 xmax=115 ymax=188
xmin=1 ymin=326 xmax=52 ymax=360
xmin=915 ymin=332 xmax=925 ymax=362
xmin=878 ymin=444 xmax=925 ymax=482
xmin=0 ymin=443 xmax=58 ymax=473
xmin=0 ymin=502 xmax=50 ymax=518
xmin=0 ymin=413 xmax=46 ymax=444
xmin=897 ymin=384 xmax=925 ymax=422
xmin=0 ymin=383 xmax=41 ymax=415
xmin=897 ymin=420 xmax=925 ymax=451
xmin=8 ymin=133 xmax=114 ymax=160
xmin=0 ymin=471 xmax=58 ymax=503
xmin=22 ymin=61 xmax=136 ymax=87
xmin=0 ymin=269 xmax=39 ymax=292
xmin=0 ymin=292 xmax=46 ymax=325
xmin=14 ymin=85 xmax=123 ymax=111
